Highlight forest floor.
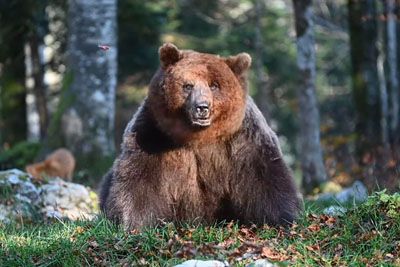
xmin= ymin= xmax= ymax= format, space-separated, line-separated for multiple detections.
xmin=1 ymin=191 xmax=399 ymax=267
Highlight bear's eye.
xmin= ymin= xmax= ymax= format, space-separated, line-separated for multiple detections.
xmin=210 ymin=82 xmax=220 ymax=91
xmin=183 ymin=83 xmax=194 ymax=92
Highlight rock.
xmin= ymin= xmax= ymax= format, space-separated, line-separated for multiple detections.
xmin=336 ymin=181 xmax=368 ymax=203
xmin=174 ymin=260 xmax=228 ymax=267
xmin=315 ymin=181 xmax=368 ymax=205
xmin=0 ymin=169 xmax=99 ymax=224
xmin=0 ymin=169 xmax=42 ymax=224
xmin=323 ymin=205 xmax=347 ymax=216
xmin=41 ymin=178 xmax=98 ymax=220
xmin=247 ymin=259 xmax=276 ymax=267
xmin=45 ymin=209 xmax=63 ymax=219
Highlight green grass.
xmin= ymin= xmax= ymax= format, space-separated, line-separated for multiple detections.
xmin=1 ymin=192 xmax=399 ymax=266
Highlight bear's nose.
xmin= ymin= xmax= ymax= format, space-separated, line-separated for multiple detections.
xmin=195 ymin=102 xmax=210 ymax=118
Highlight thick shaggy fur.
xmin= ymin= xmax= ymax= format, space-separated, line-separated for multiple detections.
xmin=100 ymin=44 xmax=301 ymax=229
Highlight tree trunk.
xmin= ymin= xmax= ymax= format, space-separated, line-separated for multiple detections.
xmin=65 ymin=0 xmax=117 ymax=159
xmin=348 ymin=0 xmax=380 ymax=152
xmin=292 ymin=0 xmax=327 ymax=193
xmin=395 ymin=0 xmax=400 ymax=162
xmin=377 ymin=54 xmax=389 ymax=155
xmin=0 ymin=1 xmax=29 ymax=147
xmin=253 ymin=0 xmax=271 ymax=123
xmin=376 ymin=10 xmax=390 ymax=155
xmin=386 ymin=0 xmax=399 ymax=145
xmin=29 ymin=35 xmax=49 ymax=140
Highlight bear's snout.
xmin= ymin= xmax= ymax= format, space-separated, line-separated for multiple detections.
xmin=189 ymin=101 xmax=212 ymax=127
xmin=194 ymin=102 xmax=210 ymax=119
xmin=186 ymin=86 xmax=213 ymax=127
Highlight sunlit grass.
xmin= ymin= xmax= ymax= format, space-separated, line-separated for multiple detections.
xmin=1 ymin=192 xmax=399 ymax=266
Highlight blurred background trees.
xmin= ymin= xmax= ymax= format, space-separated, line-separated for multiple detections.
xmin=0 ymin=0 xmax=399 ymax=193
xmin=61 ymin=0 xmax=117 ymax=176
xmin=293 ymin=0 xmax=327 ymax=193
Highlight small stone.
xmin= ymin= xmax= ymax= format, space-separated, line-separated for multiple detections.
xmin=46 ymin=210 xmax=63 ymax=219
xmin=247 ymin=259 xmax=276 ymax=267
xmin=323 ymin=205 xmax=347 ymax=216
xmin=174 ymin=260 xmax=228 ymax=267
xmin=242 ymin=252 xmax=256 ymax=259
xmin=7 ymin=175 xmax=20 ymax=184
xmin=336 ymin=181 xmax=368 ymax=203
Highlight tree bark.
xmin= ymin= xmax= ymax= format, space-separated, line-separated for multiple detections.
xmin=386 ymin=0 xmax=399 ymax=145
xmin=65 ymin=0 xmax=117 ymax=158
xmin=29 ymin=35 xmax=49 ymax=140
xmin=292 ymin=0 xmax=327 ymax=193
xmin=348 ymin=0 xmax=380 ymax=152
xmin=377 ymin=27 xmax=390 ymax=155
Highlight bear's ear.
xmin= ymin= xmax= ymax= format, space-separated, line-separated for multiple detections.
xmin=225 ymin=53 xmax=252 ymax=76
xmin=159 ymin=43 xmax=182 ymax=68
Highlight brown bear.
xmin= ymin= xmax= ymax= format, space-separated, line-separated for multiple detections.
xmin=100 ymin=43 xmax=301 ymax=230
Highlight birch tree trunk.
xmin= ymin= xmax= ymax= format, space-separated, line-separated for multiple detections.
xmin=64 ymin=0 xmax=117 ymax=159
xmin=292 ymin=0 xmax=327 ymax=193
xmin=386 ymin=0 xmax=399 ymax=145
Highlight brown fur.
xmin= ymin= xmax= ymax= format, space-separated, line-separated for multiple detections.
xmin=26 ymin=148 xmax=75 ymax=181
xmin=100 ymin=43 xmax=301 ymax=229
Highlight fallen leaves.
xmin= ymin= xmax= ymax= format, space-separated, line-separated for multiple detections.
xmin=305 ymin=244 xmax=320 ymax=252
xmin=307 ymin=214 xmax=337 ymax=231
xmin=307 ymin=224 xmax=321 ymax=232
xmin=260 ymin=247 xmax=283 ymax=261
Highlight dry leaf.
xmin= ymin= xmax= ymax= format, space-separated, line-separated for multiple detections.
xmin=307 ymin=224 xmax=321 ymax=232
xmin=306 ymin=244 xmax=320 ymax=252
xmin=261 ymin=247 xmax=282 ymax=261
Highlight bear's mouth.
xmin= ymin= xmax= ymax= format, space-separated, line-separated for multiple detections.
xmin=186 ymin=103 xmax=212 ymax=128
xmin=188 ymin=109 xmax=212 ymax=127
xmin=191 ymin=118 xmax=211 ymax=127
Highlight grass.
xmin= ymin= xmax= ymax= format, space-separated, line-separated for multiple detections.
xmin=0 ymin=192 xmax=399 ymax=267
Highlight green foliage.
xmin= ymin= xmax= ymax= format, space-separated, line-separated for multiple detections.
xmin=118 ymin=0 xmax=168 ymax=81
xmin=1 ymin=193 xmax=399 ymax=266
xmin=0 ymin=141 xmax=41 ymax=170
xmin=0 ymin=80 xmax=27 ymax=146
xmin=73 ymin=152 xmax=114 ymax=188
xmin=366 ymin=191 xmax=400 ymax=220
xmin=0 ymin=0 xmax=49 ymax=146
xmin=0 ymin=182 xmax=14 ymax=203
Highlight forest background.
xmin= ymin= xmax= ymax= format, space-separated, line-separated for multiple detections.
xmin=1 ymin=0 xmax=399 ymax=195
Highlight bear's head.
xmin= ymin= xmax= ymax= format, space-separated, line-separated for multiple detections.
xmin=147 ymin=43 xmax=251 ymax=144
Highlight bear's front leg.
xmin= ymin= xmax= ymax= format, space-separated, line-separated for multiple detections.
xmin=113 ymin=177 xmax=172 ymax=229
xmin=228 ymin=135 xmax=301 ymax=226
xmin=239 ymin=157 xmax=301 ymax=225
xmin=109 ymin=151 xmax=173 ymax=229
